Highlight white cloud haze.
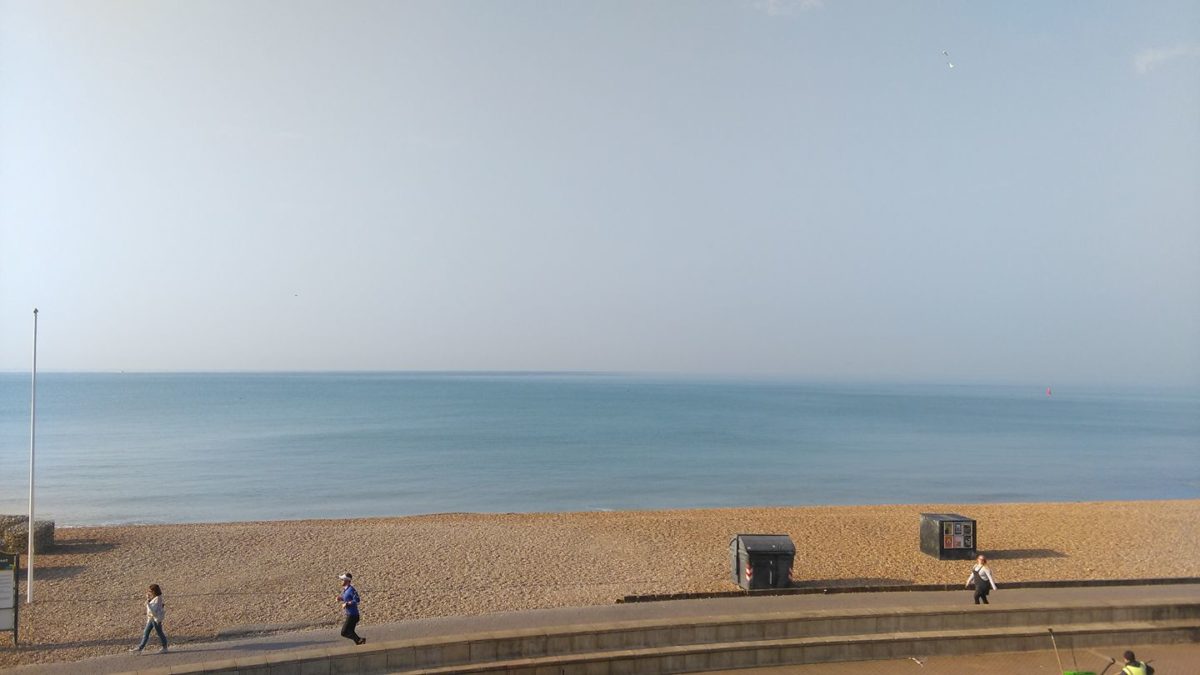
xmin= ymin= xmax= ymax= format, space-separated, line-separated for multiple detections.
xmin=1135 ymin=43 xmax=1200 ymax=73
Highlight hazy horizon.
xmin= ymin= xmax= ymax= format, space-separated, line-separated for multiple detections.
xmin=2 ymin=369 xmax=1196 ymax=393
xmin=3 ymin=1 xmax=1198 ymax=386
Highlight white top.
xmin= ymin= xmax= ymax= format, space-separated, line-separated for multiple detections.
xmin=146 ymin=595 xmax=165 ymax=622
xmin=968 ymin=564 xmax=997 ymax=590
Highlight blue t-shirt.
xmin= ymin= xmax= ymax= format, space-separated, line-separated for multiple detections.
xmin=340 ymin=586 xmax=360 ymax=617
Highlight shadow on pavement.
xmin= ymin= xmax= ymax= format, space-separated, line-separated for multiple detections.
xmin=178 ymin=640 xmax=323 ymax=654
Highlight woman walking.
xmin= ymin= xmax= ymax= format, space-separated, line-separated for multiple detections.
xmin=966 ymin=555 xmax=997 ymax=604
xmin=131 ymin=584 xmax=168 ymax=653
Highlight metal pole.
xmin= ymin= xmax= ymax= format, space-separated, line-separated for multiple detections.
xmin=27 ymin=308 xmax=37 ymax=604
xmin=1048 ymin=628 xmax=1064 ymax=674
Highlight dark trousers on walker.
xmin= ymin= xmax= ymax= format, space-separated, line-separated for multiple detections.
xmin=341 ymin=614 xmax=362 ymax=642
xmin=974 ymin=585 xmax=990 ymax=604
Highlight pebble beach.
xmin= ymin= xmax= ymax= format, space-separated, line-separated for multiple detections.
xmin=3 ymin=499 xmax=1198 ymax=668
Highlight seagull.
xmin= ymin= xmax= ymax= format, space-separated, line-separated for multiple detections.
xmin=911 ymin=657 xmax=925 ymax=666
xmin=943 ymin=50 xmax=955 ymax=69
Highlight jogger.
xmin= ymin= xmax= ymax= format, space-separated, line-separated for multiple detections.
xmin=337 ymin=572 xmax=365 ymax=645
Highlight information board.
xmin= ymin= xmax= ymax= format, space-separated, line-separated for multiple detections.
xmin=0 ymin=553 xmax=16 ymax=637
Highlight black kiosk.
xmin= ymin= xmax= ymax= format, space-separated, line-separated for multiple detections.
xmin=729 ymin=534 xmax=794 ymax=589
xmin=919 ymin=513 xmax=977 ymax=560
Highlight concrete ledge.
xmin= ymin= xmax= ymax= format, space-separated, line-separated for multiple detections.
xmin=620 ymin=576 xmax=1200 ymax=603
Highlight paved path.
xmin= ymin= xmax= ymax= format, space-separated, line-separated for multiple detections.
xmin=11 ymin=584 xmax=1200 ymax=675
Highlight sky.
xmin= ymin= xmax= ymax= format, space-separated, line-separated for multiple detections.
xmin=1 ymin=1 xmax=1198 ymax=385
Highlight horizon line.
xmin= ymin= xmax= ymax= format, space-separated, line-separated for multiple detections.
xmin=0 ymin=369 xmax=1195 ymax=390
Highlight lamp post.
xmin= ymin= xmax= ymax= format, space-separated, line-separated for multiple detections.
xmin=27 ymin=308 xmax=37 ymax=604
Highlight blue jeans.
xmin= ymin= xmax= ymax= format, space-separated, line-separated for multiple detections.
xmin=137 ymin=618 xmax=168 ymax=650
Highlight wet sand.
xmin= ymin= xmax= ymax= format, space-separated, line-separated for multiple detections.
xmin=3 ymin=499 xmax=1197 ymax=668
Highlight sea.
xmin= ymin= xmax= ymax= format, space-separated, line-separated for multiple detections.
xmin=0 ymin=372 xmax=1196 ymax=526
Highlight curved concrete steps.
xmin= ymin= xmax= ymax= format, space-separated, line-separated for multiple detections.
xmin=134 ymin=598 xmax=1200 ymax=675
xmin=402 ymin=620 xmax=1200 ymax=675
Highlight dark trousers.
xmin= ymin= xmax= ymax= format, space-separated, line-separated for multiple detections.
xmin=340 ymin=614 xmax=362 ymax=642
xmin=973 ymin=585 xmax=990 ymax=604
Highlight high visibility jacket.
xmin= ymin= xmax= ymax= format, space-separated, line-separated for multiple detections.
xmin=1121 ymin=661 xmax=1148 ymax=675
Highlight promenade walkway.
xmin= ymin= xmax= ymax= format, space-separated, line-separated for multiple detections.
xmin=11 ymin=583 xmax=1199 ymax=675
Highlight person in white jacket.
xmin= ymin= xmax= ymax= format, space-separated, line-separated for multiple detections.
xmin=130 ymin=584 xmax=168 ymax=653
xmin=966 ymin=555 xmax=997 ymax=605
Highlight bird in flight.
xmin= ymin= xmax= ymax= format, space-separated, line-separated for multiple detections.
xmin=943 ymin=50 xmax=955 ymax=69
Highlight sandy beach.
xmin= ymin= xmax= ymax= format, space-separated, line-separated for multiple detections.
xmin=3 ymin=499 xmax=1198 ymax=668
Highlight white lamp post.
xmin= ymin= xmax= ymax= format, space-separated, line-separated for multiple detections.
xmin=27 ymin=308 xmax=38 ymax=604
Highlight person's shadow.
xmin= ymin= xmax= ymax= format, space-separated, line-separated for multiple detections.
xmin=30 ymin=637 xmax=130 ymax=651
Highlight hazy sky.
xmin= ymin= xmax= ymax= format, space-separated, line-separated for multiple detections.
xmin=2 ymin=1 xmax=1198 ymax=384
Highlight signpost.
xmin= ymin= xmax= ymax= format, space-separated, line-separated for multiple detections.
xmin=28 ymin=308 xmax=38 ymax=604
xmin=0 ymin=553 xmax=17 ymax=646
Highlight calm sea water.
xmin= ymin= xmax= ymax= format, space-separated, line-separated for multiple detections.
xmin=0 ymin=373 xmax=1196 ymax=526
